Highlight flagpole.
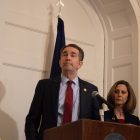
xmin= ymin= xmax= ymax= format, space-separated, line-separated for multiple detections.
xmin=50 ymin=1 xmax=65 ymax=78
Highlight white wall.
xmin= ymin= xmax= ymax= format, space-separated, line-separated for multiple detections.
xmin=129 ymin=0 xmax=140 ymax=117
xmin=0 ymin=1 xmax=140 ymax=140
xmin=0 ymin=0 xmax=104 ymax=140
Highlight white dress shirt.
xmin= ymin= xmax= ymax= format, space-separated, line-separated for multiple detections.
xmin=57 ymin=75 xmax=80 ymax=126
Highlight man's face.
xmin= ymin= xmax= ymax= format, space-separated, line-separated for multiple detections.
xmin=59 ymin=46 xmax=83 ymax=73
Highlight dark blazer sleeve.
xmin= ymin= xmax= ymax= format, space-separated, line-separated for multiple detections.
xmin=25 ymin=78 xmax=60 ymax=140
xmin=25 ymin=80 xmax=45 ymax=140
xmin=125 ymin=113 xmax=140 ymax=126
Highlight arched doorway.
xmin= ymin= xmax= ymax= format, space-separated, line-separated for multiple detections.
xmin=87 ymin=0 xmax=138 ymax=115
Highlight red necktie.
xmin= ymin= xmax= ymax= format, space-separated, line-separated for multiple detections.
xmin=63 ymin=81 xmax=73 ymax=124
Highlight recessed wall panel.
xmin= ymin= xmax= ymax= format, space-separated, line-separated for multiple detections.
xmin=112 ymin=36 xmax=132 ymax=59
xmin=3 ymin=23 xmax=49 ymax=71
xmin=108 ymin=10 xmax=131 ymax=31
xmin=112 ymin=64 xmax=132 ymax=83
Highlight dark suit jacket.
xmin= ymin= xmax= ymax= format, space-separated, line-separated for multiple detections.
xmin=104 ymin=110 xmax=140 ymax=126
xmin=25 ymin=77 xmax=100 ymax=140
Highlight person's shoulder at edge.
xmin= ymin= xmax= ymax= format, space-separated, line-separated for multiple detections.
xmin=104 ymin=110 xmax=140 ymax=126
xmin=125 ymin=112 xmax=140 ymax=125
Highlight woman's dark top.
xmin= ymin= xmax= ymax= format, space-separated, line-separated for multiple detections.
xmin=104 ymin=110 xmax=140 ymax=126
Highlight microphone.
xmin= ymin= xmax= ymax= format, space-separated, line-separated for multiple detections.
xmin=92 ymin=91 xmax=113 ymax=109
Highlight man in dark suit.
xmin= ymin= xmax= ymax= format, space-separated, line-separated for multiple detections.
xmin=25 ymin=44 xmax=100 ymax=140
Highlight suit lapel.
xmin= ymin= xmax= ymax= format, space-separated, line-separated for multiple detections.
xmin=78 ymin=78 xmax=91 ymax=118
xmin=50 ymin=77 xmax=61 ymax=121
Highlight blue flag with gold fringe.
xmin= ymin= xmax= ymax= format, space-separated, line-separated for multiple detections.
xmin=50 ymin=17 xmax=65 ymax=78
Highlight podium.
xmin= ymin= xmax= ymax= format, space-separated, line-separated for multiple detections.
xmin=43 ymin=119 xmax=140 ymax=140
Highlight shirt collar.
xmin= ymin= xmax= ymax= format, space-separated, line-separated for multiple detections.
xmin=61 ymin=74 xmax=79 ymax=86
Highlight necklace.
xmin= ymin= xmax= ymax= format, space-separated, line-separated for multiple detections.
xmin=114 ymin=109 xmax=124 ymax=119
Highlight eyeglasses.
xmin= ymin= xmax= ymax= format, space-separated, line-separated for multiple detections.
xmin=114 ymin=89 xmax=128 ymax=94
